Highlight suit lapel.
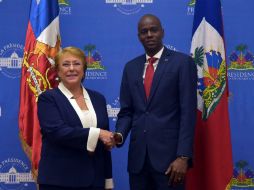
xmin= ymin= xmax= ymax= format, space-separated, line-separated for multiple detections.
xmin=87 ymin=90 xmax=99 ymax=121
xmin=136 ymin=55 xmax=147 ymax=103
xmin=147 ymin=49 xmax=172 ymax=104
xmin=56 ymin=88 xmax=83 ymax=127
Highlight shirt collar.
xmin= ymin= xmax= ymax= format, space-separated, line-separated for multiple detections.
xmin=58 ymin=82 xmax=89 ymax=100
xmin=146 ymin=46 xmax=164 ymax=61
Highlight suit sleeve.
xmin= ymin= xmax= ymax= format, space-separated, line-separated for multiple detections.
xmin=115 ymin=65 xmax=133 ymax=146
xmin=101 ymin=95 xmax=114 ymax=188
xmin=177 ymin=56 xmax=197 ymax=158
xmin=37 ymin=92 xmax=89 ymax=150
xmin=104 ymin=147 xmax=113 ymax=188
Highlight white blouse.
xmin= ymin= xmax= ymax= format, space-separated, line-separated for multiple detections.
xmin=58 ymin=82 xmax=100 ymax=152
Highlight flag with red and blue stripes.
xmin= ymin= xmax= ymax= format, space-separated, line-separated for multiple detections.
xmin=19 ymin=0 xmax=61 ymax=177
xmin=186 ymin=0 xmax=233 ymax=189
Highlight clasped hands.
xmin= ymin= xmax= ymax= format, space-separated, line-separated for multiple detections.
xmin=99 ymin=129 xmax=121 ymax=150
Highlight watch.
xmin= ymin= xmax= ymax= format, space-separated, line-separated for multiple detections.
xmin=179 ymin=156 xmax=189 ymax=161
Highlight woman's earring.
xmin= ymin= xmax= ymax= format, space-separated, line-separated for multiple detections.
xmin=56 ymin=76 xmax=60 ymax=81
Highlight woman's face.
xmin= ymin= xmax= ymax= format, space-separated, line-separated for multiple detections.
xmin=57 ymin=52 xmax=84 ymax=88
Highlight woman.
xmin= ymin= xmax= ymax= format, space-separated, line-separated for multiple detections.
xmin=37 ymin=47 xmax=114 ymax=190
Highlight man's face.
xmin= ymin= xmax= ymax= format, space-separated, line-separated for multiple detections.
xmin=138 ymin=16 xmax=164 ymax=56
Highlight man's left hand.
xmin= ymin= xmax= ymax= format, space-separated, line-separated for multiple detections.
xmin=165 ymin=157 xmax=188 ymax=186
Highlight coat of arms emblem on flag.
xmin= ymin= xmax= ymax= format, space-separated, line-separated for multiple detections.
xmin=191 ymin=18 xmax=226 ymax=119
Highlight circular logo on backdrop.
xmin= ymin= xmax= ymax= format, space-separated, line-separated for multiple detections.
xmin=0 ymin=43 xmax=24 ymax=79
xmin=114 ymin=3 xmax=143 ymax=15
xmin=105 ymin=0 xmax=153 ymax=15
xmin=0 ymin=158 xmax=34 ymax=190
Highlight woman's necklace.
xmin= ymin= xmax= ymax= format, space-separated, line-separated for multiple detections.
xmin=72 ymin=94 xmax=83 ymax=99
xmin=71 ymin=92 xmax=83 ymax=99
xmin=70 ymin=86 xmax=83 ymax=99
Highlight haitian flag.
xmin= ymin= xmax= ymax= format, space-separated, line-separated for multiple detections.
xmin=186 ymin=0 xmax=233 ymax=189
xmin=19 ymin=0 xmax=60 ymax=177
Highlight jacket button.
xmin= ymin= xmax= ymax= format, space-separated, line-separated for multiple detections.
xmin=145 ymin=111 xmax=149 ymax=115
xmin=144 ymin=130 xmax=146 ymax=133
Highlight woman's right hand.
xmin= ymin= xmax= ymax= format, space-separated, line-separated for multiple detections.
xmin=99 ymin=129 xmax=115 ymax=150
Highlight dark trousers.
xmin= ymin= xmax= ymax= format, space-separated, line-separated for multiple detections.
xmin=129 ymin=152 xmax=184 ymax=190
xmin=39 ymin=184 xmax=104 ymax=190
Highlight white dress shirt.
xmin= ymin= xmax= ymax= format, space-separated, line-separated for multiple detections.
xmin=142 ymin=47 xmax=164 ymax=81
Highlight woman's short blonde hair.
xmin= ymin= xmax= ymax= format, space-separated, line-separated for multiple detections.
xmin=54 ymin=46 xmax=87 ymax=72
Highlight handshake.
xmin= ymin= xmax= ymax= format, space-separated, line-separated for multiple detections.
xmin=99 ymin=129 xmax=122 ymax=150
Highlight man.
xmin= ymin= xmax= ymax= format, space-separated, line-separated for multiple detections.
xmin=114 ymin=14 xmax=197 ymax=190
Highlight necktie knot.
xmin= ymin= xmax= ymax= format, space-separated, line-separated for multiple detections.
xmin=147 ymin=57 xmax=157 ymax=65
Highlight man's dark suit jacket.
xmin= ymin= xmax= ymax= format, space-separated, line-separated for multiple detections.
xmin=116 ymin=47 xmax=197 ymax=174
xmin=37 ymin=88 xmax=112 ymax=188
